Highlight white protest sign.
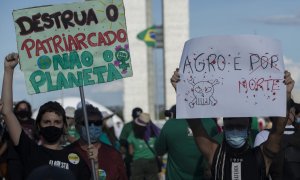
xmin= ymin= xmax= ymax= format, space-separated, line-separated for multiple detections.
xmin=177 ymin=35 xmax=286 ymax=118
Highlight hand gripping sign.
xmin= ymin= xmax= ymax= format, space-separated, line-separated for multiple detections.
xmin=176 ymin=35 xmax=286 ymax=118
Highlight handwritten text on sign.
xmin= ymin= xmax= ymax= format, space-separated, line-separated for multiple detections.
xmin=13 ymin=0 xmax=132 ymax=94
xmin=176 ymin=35 xmax=286 ymax=118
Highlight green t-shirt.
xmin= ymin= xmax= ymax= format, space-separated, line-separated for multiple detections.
xmin=119 ymin=122 xmax=133 ymax=141
xmin=127 ymin=132 xmax=156 ymax=160
xmin=155 ymin=118 xmax=218 ymax=180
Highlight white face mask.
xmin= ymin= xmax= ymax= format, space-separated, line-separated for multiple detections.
xmin=224 ymin=128 xmax=248 ymax=148
xmin=105 ymin=119 xmax=114 ymax=128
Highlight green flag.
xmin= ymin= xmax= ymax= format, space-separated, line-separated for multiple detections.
xmin=137 ymin=26 xmax=157 ymax=47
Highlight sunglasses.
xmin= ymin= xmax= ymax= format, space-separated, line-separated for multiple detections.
xmin=81 ymin=120 xmax=102 ymax=126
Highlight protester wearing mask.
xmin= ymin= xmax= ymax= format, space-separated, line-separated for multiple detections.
xmin=14 ymin=100 xmax=35 ymax=139
xmin=127 ymin=113 xmax=160 ymax=180
xmin=119 ymin=107 xmax=143 ymax=178
xmin=1 ymin=53 xmax=90 ymax=179
xmin=72 ymin=104 xmax=127 ymax=180
xmin=170 ymin=68 xmax=294 ymax=179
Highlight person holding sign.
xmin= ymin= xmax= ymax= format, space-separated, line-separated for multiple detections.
xmin=1 ymin=53 xmax=91 ymax=179
xmin=170 ymin=68 xmax=294 ymax=179
xmin=72 ymin=104 xmax=127 ymax=180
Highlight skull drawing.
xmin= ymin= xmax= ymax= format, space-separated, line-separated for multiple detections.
xmin=188 ymin=78 xmax=219 ymax=108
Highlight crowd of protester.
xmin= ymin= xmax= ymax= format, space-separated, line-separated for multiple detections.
xmin=0 ymin=52 xmax=299 ymax=180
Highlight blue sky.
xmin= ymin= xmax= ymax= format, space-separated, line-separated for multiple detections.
xmin=1 ymin=0 xmax=300 ymax=109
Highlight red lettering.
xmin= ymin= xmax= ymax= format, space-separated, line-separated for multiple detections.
xmin=104 ymin=31 xmax=116 ymax=45
xmin=256 ymin=78 xmax=264 ymax=90
xmin=238 ymin=78 xmax=282 ymax=93
xmin=74 ymin=33 xmax=88 ymax=50
xmin=67 ymin=35 xmax=78 ymax=51
xmin=117 ymin=29 xmax=127 ymax=42
xmin=87 ymin=32 xmax=97 ymax=47
xmin=52 ymin=35 xmax=65 ymax=53
xmin=43 ymin=37 xmax=53 ymax=53
xmin=21 ymin=38 xmax=35 ymax=58
xmin=249 ymin=79 xmax=256 ymax=90
xmin=35 ymin=39 xmax=48 ymax=57
xmin=97 ymin=32 xmax=106 ymax=46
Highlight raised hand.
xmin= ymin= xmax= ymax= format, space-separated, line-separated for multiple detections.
xmin=4 ymin=53 xmax=19 ymax=70
xmin=284 ymin=70 xmax=294 ymax=99
xmin=170 ymin=68 xmax=180 ymax=91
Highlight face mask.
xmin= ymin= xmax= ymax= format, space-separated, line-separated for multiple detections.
xmin=39 ymin=126 xmax=63 ymax=144
xmin=15 ymin=110 xmax=30 ymax=119
xmin=80 ymin=124 xmax=102 ymax=143
xmin=224 ymin=128 xmax=248 ymax=148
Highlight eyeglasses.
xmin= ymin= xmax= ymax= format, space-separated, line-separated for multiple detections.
xmin=81 ymin=120 xmax=102 ymax=126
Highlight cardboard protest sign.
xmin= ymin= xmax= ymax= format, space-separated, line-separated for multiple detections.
xmin=13 ymin=0 xmax=132 ymax=94
xmin=177 ymin=35 xmax=286 ymax=118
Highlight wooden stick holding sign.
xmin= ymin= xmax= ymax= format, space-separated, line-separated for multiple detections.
xmin=176 ymin=35 xmax=286 ymax=119
xmin=79 ymin=86 xmax=97 ymax=180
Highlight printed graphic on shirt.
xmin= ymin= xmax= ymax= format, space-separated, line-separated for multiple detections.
xmin=68 ymin=153 xmax=80 ymax=164
xmin=98 ymin=169 xmax=107 ymax=179
xmin=49 ymin=160 xmax=70 ymax=169
xmin=187 ymin=127 xmax=193 ymax=136
xmin=231 ymin=162 xmax=241 ymax=180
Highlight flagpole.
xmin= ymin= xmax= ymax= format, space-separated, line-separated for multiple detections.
xmin=79 ymin=86 xmax=97 ymax=180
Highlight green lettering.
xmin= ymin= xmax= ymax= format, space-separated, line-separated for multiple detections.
xmin=83 ymin=68 xmax=95 ymax=86
xmin=56 ymin=72 xmax=70 ymax=90
xmin=69 ymin=51 xmax=82 ymax=69
xmin=93 ymin=66 xmax=107 ymax=83
xmin=107 ymin=63 xmax=122 ymax=82
xmin=53 ymin=53 xmax=70 ymax=70
xmin=45 ymin=72 xmax=57 ymax=91
xmin=29 ymin=70 xmax=46 ymax=93
xmin=68 ymin=71 xmax=83 ymax=87
xmin=81 ymin=51 xmax=93 ymax=67
xmin=103 ymin=50 xmax=113 ymax=62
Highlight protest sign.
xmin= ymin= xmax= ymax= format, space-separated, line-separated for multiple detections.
xmin=176 ymin=35 xmax=286 ymax=118
xmin=13 ymin=0 xmax=132 ymax=94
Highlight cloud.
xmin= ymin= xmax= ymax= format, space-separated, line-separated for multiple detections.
xmin=256 ymin=13 xmax=300 ymax=26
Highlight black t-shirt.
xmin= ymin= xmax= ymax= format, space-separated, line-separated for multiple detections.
xmin=15 ymin=130 xmax=91 ymax=179
xmin=212 ymin=142 xmax=266 ymax=180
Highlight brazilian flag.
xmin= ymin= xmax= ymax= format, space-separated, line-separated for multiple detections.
xmin=137 ymin=26 xmax=157 ymax=47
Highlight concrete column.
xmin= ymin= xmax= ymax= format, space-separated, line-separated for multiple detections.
xmin=163 ymin=0 xmax=189 ymax=110
xmin=123 ymin=0 xmax=154 ymax=121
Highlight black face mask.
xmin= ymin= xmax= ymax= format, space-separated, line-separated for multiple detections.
xmin=15 ymin=110 xmax=31 ymax=119
xmin=39 ymin=126 xmax=63 ymax=144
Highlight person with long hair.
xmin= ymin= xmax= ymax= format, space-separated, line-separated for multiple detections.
xmin=1 ymin=53 xmax=90 ymax=179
